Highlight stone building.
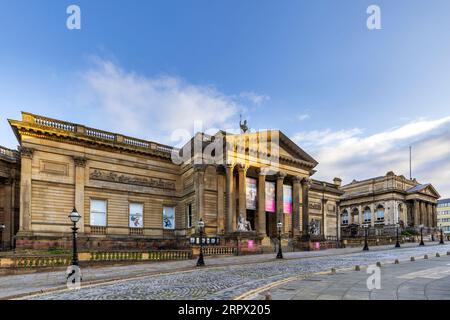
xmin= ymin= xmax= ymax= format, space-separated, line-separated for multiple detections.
xmin=8 ymin=112 xmax=342 ymax=251
xmin=339 ymin=171 xmax=440 ymax=238
xmin=0 ymin=145 xmax=20 ymax=250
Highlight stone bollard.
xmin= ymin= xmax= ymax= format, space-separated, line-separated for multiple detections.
xmin=376 ymin=262 xmax=381 ymax=267
xmin=424 ymin=255 xmax=428 ymax=259
xmin=331 ymin=268 xmax=336 ymax=274
xmin=265 ymin=291 xmax=272 ymax=300
xmin=436 ymin=253 xmax=440 ymax=257
xmin=394 ymin=259 xmax=399 ymax=264
xmin=411 ymin=257 xmax=415 ymax=261
xmin=447 ymin=251 xmax=450 ymax=256
xmin=355 ymin=265 xmax=360 ymax=271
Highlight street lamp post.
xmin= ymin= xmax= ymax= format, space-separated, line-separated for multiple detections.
xmin=68 ymin=208 xmax=81 ymax=267
xmin=439 ymin=224 xmax=445 ymax=245
xmin=395 ymin=223 xmax=401 ymax=248
xmin=196 ymin=218 xmax=205 ymax=267
xmin=419 ymin=224 xmax=425 ymax=246
xmin=0 ymin=224 xmax=5 ymax=251
xmin=276 ymin=221 xmax=283 ymax=259
xmin=363 ymin=224 xmax=369 ymax=251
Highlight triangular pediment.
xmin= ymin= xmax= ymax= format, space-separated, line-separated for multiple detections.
xmin=407 ymin=183 xmax=441 ymax=199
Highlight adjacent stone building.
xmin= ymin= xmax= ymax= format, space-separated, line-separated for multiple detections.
xmin=0 ymin=145 xmax=20 ymax=250
xmin=339 ymin=171 xmax=440 ymax=238
xmin=8 ymin=112 xmax=342 ymax=251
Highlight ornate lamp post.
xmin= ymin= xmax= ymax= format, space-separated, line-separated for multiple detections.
xmin=363 ymin=224 xmax=369 ymax=251
xmin=276 ymin=221 xmax=283 ymax=259
xmin=68 ymin=208 xmax=81 ymax=267
xmin=0 ymin=224 xmax=5 ymax=251
xmin=419 ymin=224 xmax=425 ymax=246
xmin=439 ymin=223 xmax=445 ymax=245
xmin=196 ymin=218 xmax=205 ymax=267
xmin=395 ymin=223 xmax=401 ymax=248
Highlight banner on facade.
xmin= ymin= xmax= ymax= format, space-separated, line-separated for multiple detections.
xmin=246 ymin=177 xmax=257 ymax=210
xmin=265 ymin=181 xmax=276 ymax=212
xmin=283 ymin=185 xmax=292 ymax=214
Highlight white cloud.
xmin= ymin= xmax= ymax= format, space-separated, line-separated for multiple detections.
xmin=80 ymin=59 xmax=253 ymax=144
xmin=297 ymin=114 xmax=310 ymax=121
xmin=239 ymin=91 xmax=270 ymax=106
xmin=292 ymin=117 xmax=450 ymax=197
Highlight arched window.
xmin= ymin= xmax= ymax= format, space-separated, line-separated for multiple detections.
xmin=376 ymin=205 xmax=385 ymax=222
xmin=341 ymin=211 xmax=349 ymax=225
xmin=363 ymin=207 xmax=372 ymax=223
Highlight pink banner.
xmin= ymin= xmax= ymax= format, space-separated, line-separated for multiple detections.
xmin=283 ymin=185 xmax=292 ymax=214
xmin=265 ymin=181 xmax=276 ymax=212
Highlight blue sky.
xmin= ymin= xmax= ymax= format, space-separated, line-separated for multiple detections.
xmin=1 ymin=0 xmax=450 ymax=194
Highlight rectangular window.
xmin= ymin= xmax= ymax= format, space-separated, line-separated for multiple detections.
xmin=129 ymin=203 xmax=144 ymax=228
xmin=90 ymin=199 xmax=107 ymax=226
xmin=186 ymin=203 xmax=193 ymax=228
xmin=163 ymin=206 xmax=175 ymax=230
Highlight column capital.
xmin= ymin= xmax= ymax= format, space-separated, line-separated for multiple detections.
xmin=276 ymin=171 xmax=287 ymax=180
xmin=236 ymin=163 xmax=248 ymax=172
xmin=19 ymin=146 xmax=34 ymax=159
xmin=292 ymin=176 xmax=303 ymax=184
xmin=73 ymin=156 xmax=87 ymax=168
xmin=193 ymin=164 xmax=207 ymax=172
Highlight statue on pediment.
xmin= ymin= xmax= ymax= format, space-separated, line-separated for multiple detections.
xmin=239 ymin=115 xmax=249 ymax=133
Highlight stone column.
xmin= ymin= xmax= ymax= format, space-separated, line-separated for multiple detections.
xmin=428 ymin=203 xmax=434 ymax=228
xmin=292 ymin=176 xmax=302 ymax=237
xmin=358 ymin=205 xmax=363 ymax=225
xmin=413 ymin=200 xmax=420 ymax=226
xmin=2 ymin=178 xmax=13 ymax=248
xmin=336 ymin=202 xmax=341 ymax=241
xmin=225 ymin=164 xmax=235 ymax=233
xmin=237 ymin=164 xmax=247 ymax=221
xmin=216 ymin=167 xmax=225 ymax=234
xmin=276 ymin=172 xmax=286 ymax=233
xmin=194 ymin=164 xmax=206 ymax=222
xmin=432 ymin=204 xmax=437 ymax=228
xmin=19 ymin=147 xmax=33 ymax=232
xmin=370 ymin=204 xmax=375 ymax=227
xmin=347 ymin=207 xmax=352 ymax=224
xmin=257 ymin=170 xmax=266 ymax=236
xmin=322 ymin=198 xmax=328 ymax=237
xmin=301 ymin=178 xmax=310 ymax=236
xmin=73 ymin=157 xmax=86 ymax=233
xmin=420 ymin=201 xmax=427 ymax=227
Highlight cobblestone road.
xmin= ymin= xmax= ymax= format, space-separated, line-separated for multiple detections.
xmin=24 ymin=243 xmax=450 ymax=300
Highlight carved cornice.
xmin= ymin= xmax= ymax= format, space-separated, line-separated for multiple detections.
xmin=19 ymin=146 xmax=34 ymax=159
xmin=90 ymin=169 xmax=176 ymax=190
xmin=73 ymin=156 xmax=87 ymax=168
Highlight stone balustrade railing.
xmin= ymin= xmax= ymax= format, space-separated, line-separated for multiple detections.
xmin=23 ymin=112 xmax=177 ymax=156
xmin=0 ymin=146 xmax=18 ymax=162
xmin=0 ymin=250 xmax=193 ymax=269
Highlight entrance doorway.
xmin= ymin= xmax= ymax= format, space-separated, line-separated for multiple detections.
xmin=266 ymin=213 xmax=277 ymax=237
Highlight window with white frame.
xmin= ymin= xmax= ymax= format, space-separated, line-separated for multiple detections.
xmin=376 ymin=206 xmax=385 ymax=221
xmin=341 ymin=212 xmax=349 ymax=225
xmin=163 ymin=206 xmax=175 ymax=230
xmin=129 ymin=203 xmax=144 ymax=228
xmin=90 ymin=199 xmax=107 ymax=226
xmin=363 ymin=208 xmax=372 ymax=223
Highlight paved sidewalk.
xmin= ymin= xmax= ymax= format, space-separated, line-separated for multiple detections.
xmin=0 ymin=242 xmax=442 ymax=299
xmin=260 ymin=254 xmax=450 ymax=300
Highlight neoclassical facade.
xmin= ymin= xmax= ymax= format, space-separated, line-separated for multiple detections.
xmin=339 ymin=171 xmax=440 ymax=237
xmin=8 ymin=112 xmax=342 ymax=251
xmin=0 ymin=146 xmax=20 ymax=250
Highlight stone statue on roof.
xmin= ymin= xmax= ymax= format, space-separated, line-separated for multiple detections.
xmin=239 ymin=115 xmax=249 ymax=133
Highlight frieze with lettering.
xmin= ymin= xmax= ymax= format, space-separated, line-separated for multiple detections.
xmin=309 ymin=202 xmax=322 ymax=210
xmin=90 ymin=169 xmax=176 ymax=190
